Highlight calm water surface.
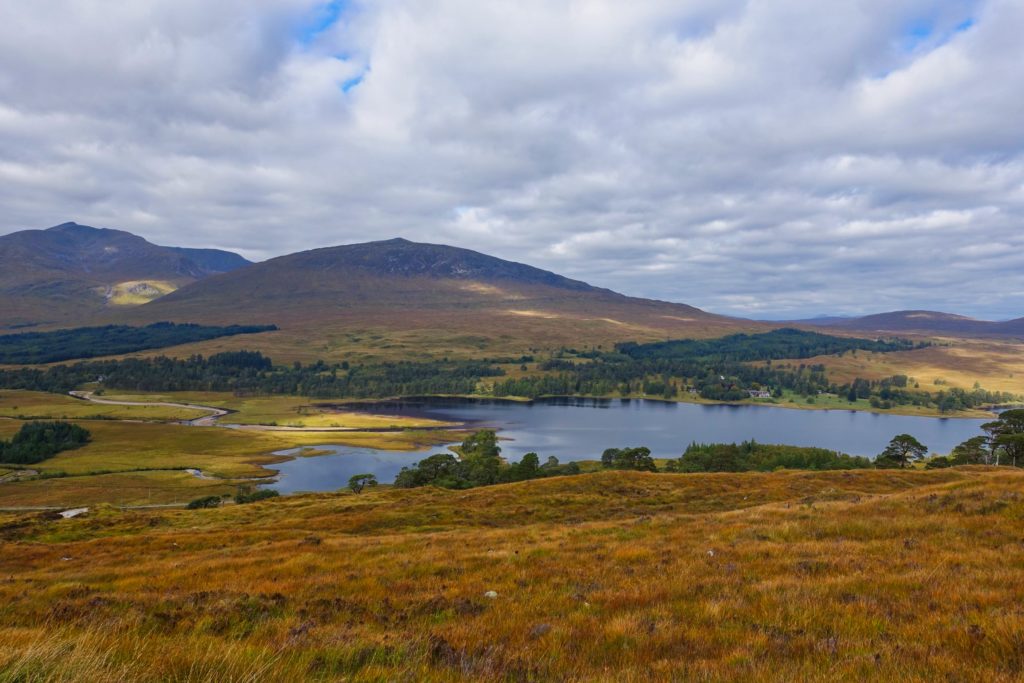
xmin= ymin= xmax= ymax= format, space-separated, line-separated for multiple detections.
xmin=267 ymin=398 xmax=989 ymax=493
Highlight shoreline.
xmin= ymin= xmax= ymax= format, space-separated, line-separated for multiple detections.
xmin=328 ymin=392 xmax=996 ymax=420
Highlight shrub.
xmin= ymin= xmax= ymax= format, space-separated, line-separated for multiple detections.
xmin=186 ymin=495 xmax=222 ymax=509
xmin=235 ymin=489 xmax=280 ymax=504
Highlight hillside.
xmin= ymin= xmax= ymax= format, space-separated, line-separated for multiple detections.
xmin=1 ymin=467 xmax=1021 ymax=681
xmin=120 ymin=238 xmax=761 ymax=362
xmin=0 ymin=222 xmax=250 ymax=326
xmin=806 ymin=309 xmax=1024 ymax=337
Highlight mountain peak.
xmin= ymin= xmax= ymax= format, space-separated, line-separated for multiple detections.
xmin=47 ymin=221 xmax=108 ymax=234
xmin=288 ymin=238 xmax=599 ymax=292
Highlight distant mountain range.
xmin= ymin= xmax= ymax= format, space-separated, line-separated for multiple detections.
xmin=120 ymin=237 xmax=755 ymax=356
xmin=0 ymin=222 xmax=249 ymax=326
xmin=793 ymin=310 xmax=1024 ymax=337
xmin=1 ymin=222 xmax=1020 ymax=361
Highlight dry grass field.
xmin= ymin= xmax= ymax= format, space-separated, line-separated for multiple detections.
xmin=1 ymin=468 xmax=1022 ymax=681
xmin=0 ymin=390 xmax=206 ymax=422
xmin=798 ymin=337 xmax=1024 ymax=395
xmin=97 ymin=392 xmax=456 ymax=429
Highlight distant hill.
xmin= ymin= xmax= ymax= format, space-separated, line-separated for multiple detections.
xmin=804 ymin=310 xmax=1024 ymax=337
xmin=122 ymin=238 xmax=760 ymax=360
xmin=0 ymin=222 xmax=250 ymax=326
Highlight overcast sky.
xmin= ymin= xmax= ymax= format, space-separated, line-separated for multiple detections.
xmin=1 ymin=1 xmax=1022 ymax=319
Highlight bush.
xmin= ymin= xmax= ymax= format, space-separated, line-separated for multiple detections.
xmin=186 ymin=495 xmax=222 ymax=509
xmin=235 ymin=488 xmax=280 ymax=504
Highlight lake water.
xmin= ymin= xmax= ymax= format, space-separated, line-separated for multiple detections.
xmin=266 ymin=398 xmax=990 ymax=493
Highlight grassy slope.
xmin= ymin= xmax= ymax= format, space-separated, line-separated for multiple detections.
xmin=1 ymin=468 xmax=1022 ymax=681
xmin=794 ymin=338 xmax=1024 ymax=395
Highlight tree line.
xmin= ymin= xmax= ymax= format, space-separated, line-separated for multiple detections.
xmin=0 ymin=351 xmax=504 ymax=399
xmin=0 ymin=327 xmax=1014 ymax=414
xmin=0 ymin=322 xmax=277 ymax=364
xmin=0 ymin=421 xmax=91 ymax=465
xmin=494 ymin=330 xmax=1013 ymax=413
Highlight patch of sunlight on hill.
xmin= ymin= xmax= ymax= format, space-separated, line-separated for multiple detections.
xmin=98 ymin=280 xmax=178 ymax=306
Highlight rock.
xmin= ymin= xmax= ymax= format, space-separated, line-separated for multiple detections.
xmin=483 ymin=590 xmax=498 ymax=599
xmin=530 ymin=623 xmax=552 ymax=639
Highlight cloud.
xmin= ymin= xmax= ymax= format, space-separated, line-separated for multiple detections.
xmin=0 ymin=0 xmax=1022 ymax=319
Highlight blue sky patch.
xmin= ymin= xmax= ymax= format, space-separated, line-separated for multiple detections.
xmin=298 ymin=1 xmax=346 ymax=46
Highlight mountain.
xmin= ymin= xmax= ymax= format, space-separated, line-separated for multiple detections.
xmin=122 ymin=238 xmax=760 ymax=361
xmin=806 ymin=310 xmax=1024 ymax=337
xmin=0 ymin=222 xmax=250 ymax=326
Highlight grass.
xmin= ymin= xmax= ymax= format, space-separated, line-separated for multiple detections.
xmin=101 ymin=280 xmax=178 ymax=306
xmin=757 ymin=389 xmax=994 ymax=418
xmin=801 ymin=338 xmax=1024 ymax=395
xmin=99 ymin=391 xmax=456 ymax=429
xmin=0 ymin=390 xmax=207 ymax=422
xmin=0 ymin=420 xmax=461 ymax=507
xmin=0 ymin=467 xmax=1022 ymax=680
xmin=0 ymin=471 xmax=238 ymax=508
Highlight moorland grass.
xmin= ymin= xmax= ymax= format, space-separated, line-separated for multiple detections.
xmin=98 ymin=391 xmax=456 ymax=429
xmin=797 ymin=338 xmax=1024 ymax=395
xmin=0 ymin=420 xmax=462 ymax=507
xmin=0 ymin=390 xmax=206 ymax=422
xmin=1 ymin=467 xmax=1022 ymax=681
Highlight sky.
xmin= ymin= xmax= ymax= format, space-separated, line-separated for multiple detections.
xmin=0 ymin=0 xmax=1022 ymax=320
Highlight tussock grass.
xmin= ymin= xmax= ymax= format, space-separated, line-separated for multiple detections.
xmin=2 ymin=468 xmax=1023 ymax=680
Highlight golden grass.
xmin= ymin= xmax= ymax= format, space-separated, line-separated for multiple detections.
xmin=0 ymin=471 xmax=237 ymax=508
xmin=99 ymin=392 xmax=455 ymax=429
xmin=1 ymin=468 xmax=1023 ymax=680
xmin=803 ymin=338 xmax=1024 ymax=395
xmin=100 ymin=280 xmax=178 ymax=306
xmin=0 ymin=390 xmax=206 ymax=422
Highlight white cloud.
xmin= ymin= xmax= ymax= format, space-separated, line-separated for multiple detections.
xmin=0 ymin=0 xmax=1022 ymax=318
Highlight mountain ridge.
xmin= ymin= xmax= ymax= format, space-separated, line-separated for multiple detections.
xmin=117 ymin=236 xmax=757 ymax=361
xmin=0 ymin=222 xmax=251 ymax=325
xmin=798 ymin=309 xmax=1024 ymax=337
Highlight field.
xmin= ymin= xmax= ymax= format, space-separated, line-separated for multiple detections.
xmin=1 ymin=467 xmax=1022 ymax=681
xmin=97 ymin=392 xmax=456 ymax=429
xmin=800 ymin=337 xmax=1024 ymax=395
xmin=0 ymin=390 xmax=206 ymax=422
xmin=0 ymin=418 xmax=461 ymax=508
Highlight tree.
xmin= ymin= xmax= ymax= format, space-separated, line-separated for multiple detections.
xmin=0 ymin=421 xmax=91 ymax=465
xmin=951 ymin=436 xmax=991 ymax=465
xmin=982 ymin=410 xmax=1024 ymax=466
xmin=394 ymin=452 xmax=459 ymax=488
xmin=601 ymin=446 xmax=657 ymax=472
xmin=348 ymin=473 xmax=378 ymax=493
xmin=601 ymin=448 xmax=621 ymax=468
xmin=876 ymin=434 xmax=928 ymax=469
xmin=461 ymin=430 xmax=500 ymax=458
